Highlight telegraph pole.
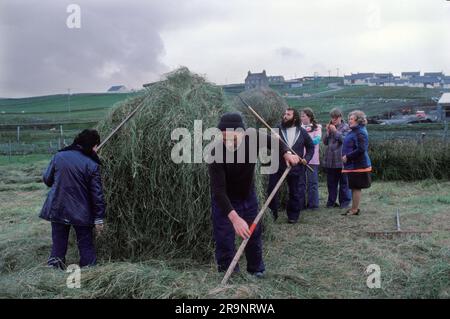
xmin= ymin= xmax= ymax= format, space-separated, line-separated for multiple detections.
xmin=67 ymin=88 xmax=71 ymax=116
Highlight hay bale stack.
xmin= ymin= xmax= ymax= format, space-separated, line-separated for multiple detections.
xmin=234 ymin=88 xmax=287 ymax=128
xmin=96 ymin=68 xmax=227 ymax=261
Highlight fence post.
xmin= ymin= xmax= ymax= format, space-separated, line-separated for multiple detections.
xmin=9 ymin=140 xmax=12 ymax=162
xmin=444 ymin=119 xmax=448 ymax=143
xmin=17 ymin=126 xmax=20 ymax=143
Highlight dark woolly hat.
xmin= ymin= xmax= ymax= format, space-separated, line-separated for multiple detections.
xmin=73 ymin=129 xmax=101 ymax=150
xmin=217 ymin=112 xmax=246 ymax=131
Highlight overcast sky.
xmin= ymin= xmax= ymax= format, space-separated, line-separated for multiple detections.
xmin=1 ymin=0 xmax=449 ymax=97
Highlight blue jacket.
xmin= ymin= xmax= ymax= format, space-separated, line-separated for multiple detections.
xmin=277 ymin=124 xmax=314 ymax=174
xmin=39 ymin=145 xmax=106 ymax=226
xmin=342 ymin=125 xmax=372 ymax=170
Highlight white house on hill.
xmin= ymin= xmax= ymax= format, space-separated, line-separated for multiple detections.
xmin=107 ymin=85 xmax=129 ymax=93
xmin=343 ymin=73 xmax=375 ymax=85
xmin=408 ymin=76 xmax=441 ymax=89
xmin=441 ymin=77 xmax=450 ymax=89
xmin=437 ymin=93 xmax=450 ymax=121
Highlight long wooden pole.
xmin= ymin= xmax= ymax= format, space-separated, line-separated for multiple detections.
xmin=221 ymin=166 xmax=291 ymax=285
xmin=238 ymin=96 xmax=313 ymax=172
xmin=97 ymin=99 xmax=146 ymax=152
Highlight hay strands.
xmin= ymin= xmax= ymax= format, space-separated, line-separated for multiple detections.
xmin=367 ymin=209 xmax=432 ymax=239
xmin=238 ymin=95 xmax=313 ymax=172
xmin=221 ymin=166 xmax=291 ymax=285
xmin=97 ymin=98 xmax=146 ymax=152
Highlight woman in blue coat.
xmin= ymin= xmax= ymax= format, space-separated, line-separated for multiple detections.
xmin=40 ymin=129 xmax=106 ymax=269
xmin=341 ymin=111 xmax=372 ymax=216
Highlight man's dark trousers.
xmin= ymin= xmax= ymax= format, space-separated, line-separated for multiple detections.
xmin=268 ymin=167 xmax=306 ymax=222
xmin=211 ymin=189 xmax=265 ymax=274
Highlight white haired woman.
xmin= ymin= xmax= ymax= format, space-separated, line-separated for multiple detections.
xmin=341 ymin=110 xmax=372 ymax=215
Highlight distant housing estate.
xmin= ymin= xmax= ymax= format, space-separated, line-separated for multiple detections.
xmin=344 ymin=72 xmax=448 ymax=89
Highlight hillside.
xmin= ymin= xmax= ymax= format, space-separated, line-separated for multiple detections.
xmin=0 ymin=92 xmax=142 ymax=125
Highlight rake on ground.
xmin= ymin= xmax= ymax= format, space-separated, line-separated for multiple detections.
xmin=367 ymin=209 xmax=432 ymax=239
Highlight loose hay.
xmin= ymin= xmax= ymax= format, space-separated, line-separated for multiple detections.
xmin=234 ymin=88 xmax=287 ymax=128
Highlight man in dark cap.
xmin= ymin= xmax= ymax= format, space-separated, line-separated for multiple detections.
xmin=208 ymin=112 xmax=301 ymax=277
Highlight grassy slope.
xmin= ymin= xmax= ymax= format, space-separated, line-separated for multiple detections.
xmin=0 ymin=93 xmax=141 ymax=124
xmin=0 ymin=155 xmax=448 ymax=298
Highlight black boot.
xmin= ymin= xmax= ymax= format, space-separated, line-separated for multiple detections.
xmin=271 ymin=209 xmax=278 ymax=221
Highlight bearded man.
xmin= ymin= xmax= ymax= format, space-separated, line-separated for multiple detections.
xmin=267 ymin=108 xmax=314 ymax=223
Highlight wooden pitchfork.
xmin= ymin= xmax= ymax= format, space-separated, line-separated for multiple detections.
xmin=238 ymin=95 xmax=314 ymax=172
xmin=96 ymin=97 xmax=146 ymax=152
xmin=221 ymin=166 xmax=291 ymax=285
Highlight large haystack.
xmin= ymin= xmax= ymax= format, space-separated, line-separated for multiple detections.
xmin=96 ymin=68 xmax=227 ymax=261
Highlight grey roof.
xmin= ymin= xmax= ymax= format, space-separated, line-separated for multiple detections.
xmin=344 ymin=73 xmax=375 ymax=80
xmin=374 ymin=73 xmax=393 ymax=78
xmin=424 ymin=72 xmax=444 ymax=77
xmin=108 ymin=85 xmax=126 ymax=91
xmin=401 ymin=71 xmax=420 ymax=76
xmin=246 ymin=74 xmax=267 ymax=81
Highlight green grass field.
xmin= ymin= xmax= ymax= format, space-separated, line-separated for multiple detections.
xmin=0 ymin=92 xmax=143 ymax=154
xmin=0 ymin=155 xmax=448 ymax=298
xmin=0 ymin=92 xmax=142 ymax=125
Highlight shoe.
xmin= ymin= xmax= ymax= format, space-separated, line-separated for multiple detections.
xmin=326 ymin=203 xmax=339 ymax=208
xmin=271 ymin=210 xmax=278 ymax=221
xmin=250 ymin=271 xmax=265 ymax=278
xmin=288 ymin=219 xmax=297 ymax=224
xmin=341 ymin=209 xmax=360 ymax=216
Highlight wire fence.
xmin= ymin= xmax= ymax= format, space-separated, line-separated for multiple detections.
xmin=1 ymin=140 xmax=66 ymax=157
xmin=1 ymin=120 xmax=448 ymax=159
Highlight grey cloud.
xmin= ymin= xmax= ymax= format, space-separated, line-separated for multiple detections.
xmin=0 ymin=0 xmax=222 ymax=97
xmin=275 ymin=47 xmax=304 ymax=59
